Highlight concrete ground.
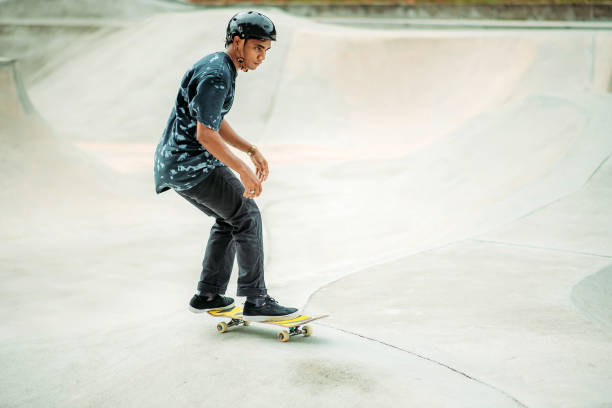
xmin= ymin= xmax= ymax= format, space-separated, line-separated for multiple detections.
xmin=1 ymin=4 xmax=611 ymax=408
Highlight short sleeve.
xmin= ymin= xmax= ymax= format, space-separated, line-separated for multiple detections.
xmin=188 ymin=74 xmax=228 ymax=131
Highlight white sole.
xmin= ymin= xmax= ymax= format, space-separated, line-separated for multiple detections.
xmin=243 ymin=310 xmax=300 ymax=322
xmin=189 ymin=301 xmax=235 ymax=314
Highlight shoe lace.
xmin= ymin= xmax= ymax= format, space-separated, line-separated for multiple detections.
xmin=264 ymin=295 xmax=278 ymax=305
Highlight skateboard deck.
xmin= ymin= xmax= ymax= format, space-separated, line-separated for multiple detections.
xmin=207 ymin=306 xmax=329 ymax=342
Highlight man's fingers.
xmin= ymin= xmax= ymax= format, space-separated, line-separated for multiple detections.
xmin=244 ymin=182 xmax=262 ymax=198
xmin=257 ymin=165 xmax=268 ymax=182
xmin=252 ymin=154 xmax=269 ymax=181
xmin=257 ymin=169 xmax=266 ymax=182
xmin=260 ymin=160 xmax=269 ymax=181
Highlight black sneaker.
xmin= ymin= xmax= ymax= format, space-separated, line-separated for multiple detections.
xmin=243 ymin=296 xmax=299 ymax=322
xmin=189 ymin=294 xmax=235 ymax=313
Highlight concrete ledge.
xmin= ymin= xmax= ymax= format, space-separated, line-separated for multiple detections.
xmin=0 ymin=19 xmax=130 ymax=28
xmin=288 ymin=3 xmax=612 ymax=21
xmin=189 ymin=2 xmax=612 ymax=21
xmin=314 ymin=16 xmax=612 ymax=29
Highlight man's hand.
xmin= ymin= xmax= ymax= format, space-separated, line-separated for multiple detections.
xmin=239 ymin=166 xmax=262 ymax=198
xmin=214 ymin=120 xmax=269 ymax=198
xmin=250 ymin=149 xmax=269 ymax=182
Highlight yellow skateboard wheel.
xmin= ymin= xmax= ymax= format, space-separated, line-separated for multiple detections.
xmin=243 ymin=320 xmax=251 ymax=326
xmin=303 ymin=325 xmax=312 ymax=337
xmin=217 ymin=322 xmax=228 ymax=333
xmin=278 ymin=330 xmax=290 ymax=342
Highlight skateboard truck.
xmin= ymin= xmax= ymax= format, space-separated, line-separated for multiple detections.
xmin=209 ymin=306 xmax=327 ymax=342
xmin=278 ymin=325 xmax=313 ymax=342
xmin=217 ymin=318 xmax=312 ymax=342
xmin=216 ymin=318 xmax=250 ymax=333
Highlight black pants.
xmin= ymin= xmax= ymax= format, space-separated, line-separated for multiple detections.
xmin=176 ymin=166 xmax=267 ymax=297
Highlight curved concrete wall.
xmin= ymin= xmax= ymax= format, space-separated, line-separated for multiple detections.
xmin=3 ymin=8 xmax=612 ymax=408
xmin=572 ymin=263 xmax=612 ymax=331
xmin=192 ymin=2 xmax=612 ymax=22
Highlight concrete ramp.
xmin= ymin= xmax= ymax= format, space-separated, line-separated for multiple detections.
xmin=572 ymin=263 xmax=612 ymax=332
xmin=0 ymin=57 xmax=35 ymax=119
xmin=2 ymin=9 xmax=612 ymax=408
xmin=255 ymin=26 xmax=612 ymax=294
xmin=0 ymin=57 xmax=162 ymax=238
xmin=263 ymin=27 xmax=612 ymax=154
xmin=265 ymin=30 xmax=536 ymax=153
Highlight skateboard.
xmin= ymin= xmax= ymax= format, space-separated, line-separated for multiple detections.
xmin=207 ymin=306 xmax=329 ymax=342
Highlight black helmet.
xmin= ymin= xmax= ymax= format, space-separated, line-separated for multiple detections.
xmin=225 ymin=11 xmax=276 ymax=45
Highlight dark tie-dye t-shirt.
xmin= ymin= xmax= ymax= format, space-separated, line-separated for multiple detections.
xmin=154 ymin=52 xmax=237 ymax=194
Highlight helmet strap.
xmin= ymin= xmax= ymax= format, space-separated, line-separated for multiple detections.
xmin=235 ymin=37 xmax=249 ymax=72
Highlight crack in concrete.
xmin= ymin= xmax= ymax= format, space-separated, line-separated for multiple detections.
xmin=469 ymin=239 xmax=612 ymax=259
xmin=507 ymin=154 xmax=611 ymax=224
xmin=318 ymin=322 xmax=529 ymax=408
xmin=584 ymin=154 xmax=610 ymax=185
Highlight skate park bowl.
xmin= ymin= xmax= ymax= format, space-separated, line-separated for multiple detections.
xmin=1 ymin=4 xmax=612 ymax=407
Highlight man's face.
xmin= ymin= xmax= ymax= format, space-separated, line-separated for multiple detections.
xmin=242 ymin=38 xmax=271 ymax=70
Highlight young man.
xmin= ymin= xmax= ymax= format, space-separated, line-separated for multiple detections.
xmin=154 ymin=11 xmax=298 ymax=321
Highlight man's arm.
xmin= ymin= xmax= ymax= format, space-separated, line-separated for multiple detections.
xmin=218 ymin=120 xmax=251 ymax=152
xmin=219 ymin=119 xmax=269 ymax=182
xmin=196 ymin=121 xmax=262 ymax=198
